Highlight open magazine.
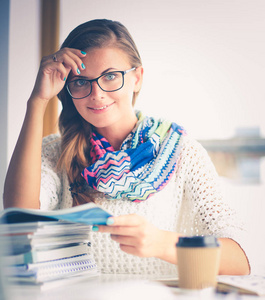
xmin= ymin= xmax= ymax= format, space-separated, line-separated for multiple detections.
xmin=217 ymin=274 xmax=265 ymax=296
xmin=0 ymin=203 xmax=112 ymax=225
xmin=158 ymin=274 xmax=265 ymax=296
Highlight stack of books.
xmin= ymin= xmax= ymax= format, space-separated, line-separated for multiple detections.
xmin=0 ymin=203 xmax=112 ymax=288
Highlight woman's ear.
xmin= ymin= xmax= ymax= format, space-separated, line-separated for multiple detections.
xmin=133 ymin=66 xmax=144 ymax=93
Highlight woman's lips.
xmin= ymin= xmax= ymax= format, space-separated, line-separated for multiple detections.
xmin=88 ymin=102 xmax=114 ymax=112
xmin=91 ymin=105 xmax=109 ymax=110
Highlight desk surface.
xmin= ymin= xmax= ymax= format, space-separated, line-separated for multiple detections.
xmin=2 ymin=274 xmax=265 ymax=300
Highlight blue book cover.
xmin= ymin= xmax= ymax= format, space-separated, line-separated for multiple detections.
xmin=0 ymin=203 xmax=112 ymax=225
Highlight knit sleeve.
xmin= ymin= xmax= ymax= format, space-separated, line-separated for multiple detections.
xmin=40 ymin=134 xmax=63 ymax=210
xmin=177 ymin=136 xmax=251 ymax=266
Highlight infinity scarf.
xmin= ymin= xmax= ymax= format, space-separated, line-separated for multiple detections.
xmin=82 ymin=112 xmax=186 ymax=202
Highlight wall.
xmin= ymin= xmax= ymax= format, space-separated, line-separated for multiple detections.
xmin=0 ymin=0 xmax=10 ymax=211
xmin=0 ymin=0 xmax=41 ymax=210
xmin=0 ymin=2 xmax=10 ymax=297
xmin=8 ymin=0 xmax=41 ymax=160
xmin=60 ymin=0 xmax=265 ymax=140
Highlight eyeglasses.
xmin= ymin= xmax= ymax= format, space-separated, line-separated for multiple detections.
xmin=66 ymin=67 xmax=136 ymax=99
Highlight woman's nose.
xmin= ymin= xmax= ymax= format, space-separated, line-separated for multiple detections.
xmin=89 ymin=80 xmax=105 ymax=99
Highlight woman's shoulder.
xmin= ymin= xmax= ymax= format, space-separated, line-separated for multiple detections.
xmin=179 ymin=133 xmax=206 ymax=154
xmin=177 ymin=133 xmax=214 ymax=169
xmin=177 ymin=133 xmax=217 ymax=177
xmin=42 ymin=133 xmax=61 ymax=144
xmin=42 ymin=133 xmax=62 ymax=158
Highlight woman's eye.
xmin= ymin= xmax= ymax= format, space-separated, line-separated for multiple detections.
xmin=104 ymin=73 xmax=117 ymax=81
xmin=74 ymin=79 xmax=87 ymax=87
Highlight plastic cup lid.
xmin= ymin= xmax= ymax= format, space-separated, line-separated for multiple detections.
xmin=176 ymin=236 xmax=220 ymax=248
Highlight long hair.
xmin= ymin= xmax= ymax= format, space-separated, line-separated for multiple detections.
xmin=57 ymin=19 xmax=142 ymax=206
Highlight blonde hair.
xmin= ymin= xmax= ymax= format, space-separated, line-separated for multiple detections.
xmin=57 ymin=19 xmax=142 ymax=206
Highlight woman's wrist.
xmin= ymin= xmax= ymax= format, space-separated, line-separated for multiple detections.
xmin=155 ymin=230 xmax=180 ymax=265
xmin=27 ymin=95 xmax=49 ymax=117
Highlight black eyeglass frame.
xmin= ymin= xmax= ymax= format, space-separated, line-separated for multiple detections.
xmin=66 ymin=67 xmax=136 ymax=100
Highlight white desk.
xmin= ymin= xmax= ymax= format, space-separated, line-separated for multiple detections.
xmin=2 ymin=274 xmax=265 ymax=300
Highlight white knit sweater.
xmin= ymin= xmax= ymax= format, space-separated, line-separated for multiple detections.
xmin=40 ymin=134 xmax=250 ymax=275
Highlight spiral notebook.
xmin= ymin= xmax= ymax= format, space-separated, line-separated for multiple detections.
xmin=4 ymin=242 xmax=90 ymax=265
xmin=7 ymin=254 xmax=98 ymax=283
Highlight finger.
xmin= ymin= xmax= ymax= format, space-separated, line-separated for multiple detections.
xmin=53 ymin=63 xmax=71 ymax=81
xmin=52 ymin=53 xmax=79 ymax=77
xmin=64 ymin=48 xmax=87 ymax=58
xmin=41 ymin=60 xmax=70 ymax=82
xmin=119 ymin=244 xmax=139 ymax=256
xmin=95 ymin=225 xmax=138 ymax=236
xmin=111 ymin=234 xmax=136 ymax=246
xmin=106 ymin=214 xmax=145 ymax=227
xmin=53 ymin=48 xmax=86 ymax=62
xmin=53 ymin=48 xmax=86 ymax=76
xmin=111 ymin=235 xmax=145 ymax=255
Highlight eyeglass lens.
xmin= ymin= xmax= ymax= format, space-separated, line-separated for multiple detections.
xmin=67 ymin=71 xmax=124 ymax=99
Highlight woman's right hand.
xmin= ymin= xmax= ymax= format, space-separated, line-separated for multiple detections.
xmin=29 ymin=48 xmax=86 ymax=104
xmin=3 ymin=48 xmax=87 ymax=209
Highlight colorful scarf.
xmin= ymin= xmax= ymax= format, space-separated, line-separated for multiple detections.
xmin=82 ymin=112 xmax=186 ymax=202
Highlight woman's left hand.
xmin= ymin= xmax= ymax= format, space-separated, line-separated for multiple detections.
xmin=93 ymin=214 xmax=180 ymax=263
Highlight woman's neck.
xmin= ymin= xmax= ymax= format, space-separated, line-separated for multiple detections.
xmin=96 ymin=114 xmax=138 ymax=150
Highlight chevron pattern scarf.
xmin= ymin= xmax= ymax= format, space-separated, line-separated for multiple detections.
xmin=82 ymin=112 xmax=186 ymax=202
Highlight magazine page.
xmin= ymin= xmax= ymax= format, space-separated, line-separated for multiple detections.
xmin=217 ymin=275 xmax=265 ymax=296
xmin=0 ymin=203 xmax=112 ymax=225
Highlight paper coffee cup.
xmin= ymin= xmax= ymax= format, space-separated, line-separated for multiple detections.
xmin=176 ymin=236 xmax=221 ymax=290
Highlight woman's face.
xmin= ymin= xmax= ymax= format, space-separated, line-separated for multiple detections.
xmin=70 ymin=47 xmax=143 ymax=133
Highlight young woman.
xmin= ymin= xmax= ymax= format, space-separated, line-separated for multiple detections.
xmin=4 ymin=19 xmax=250 ymax=276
